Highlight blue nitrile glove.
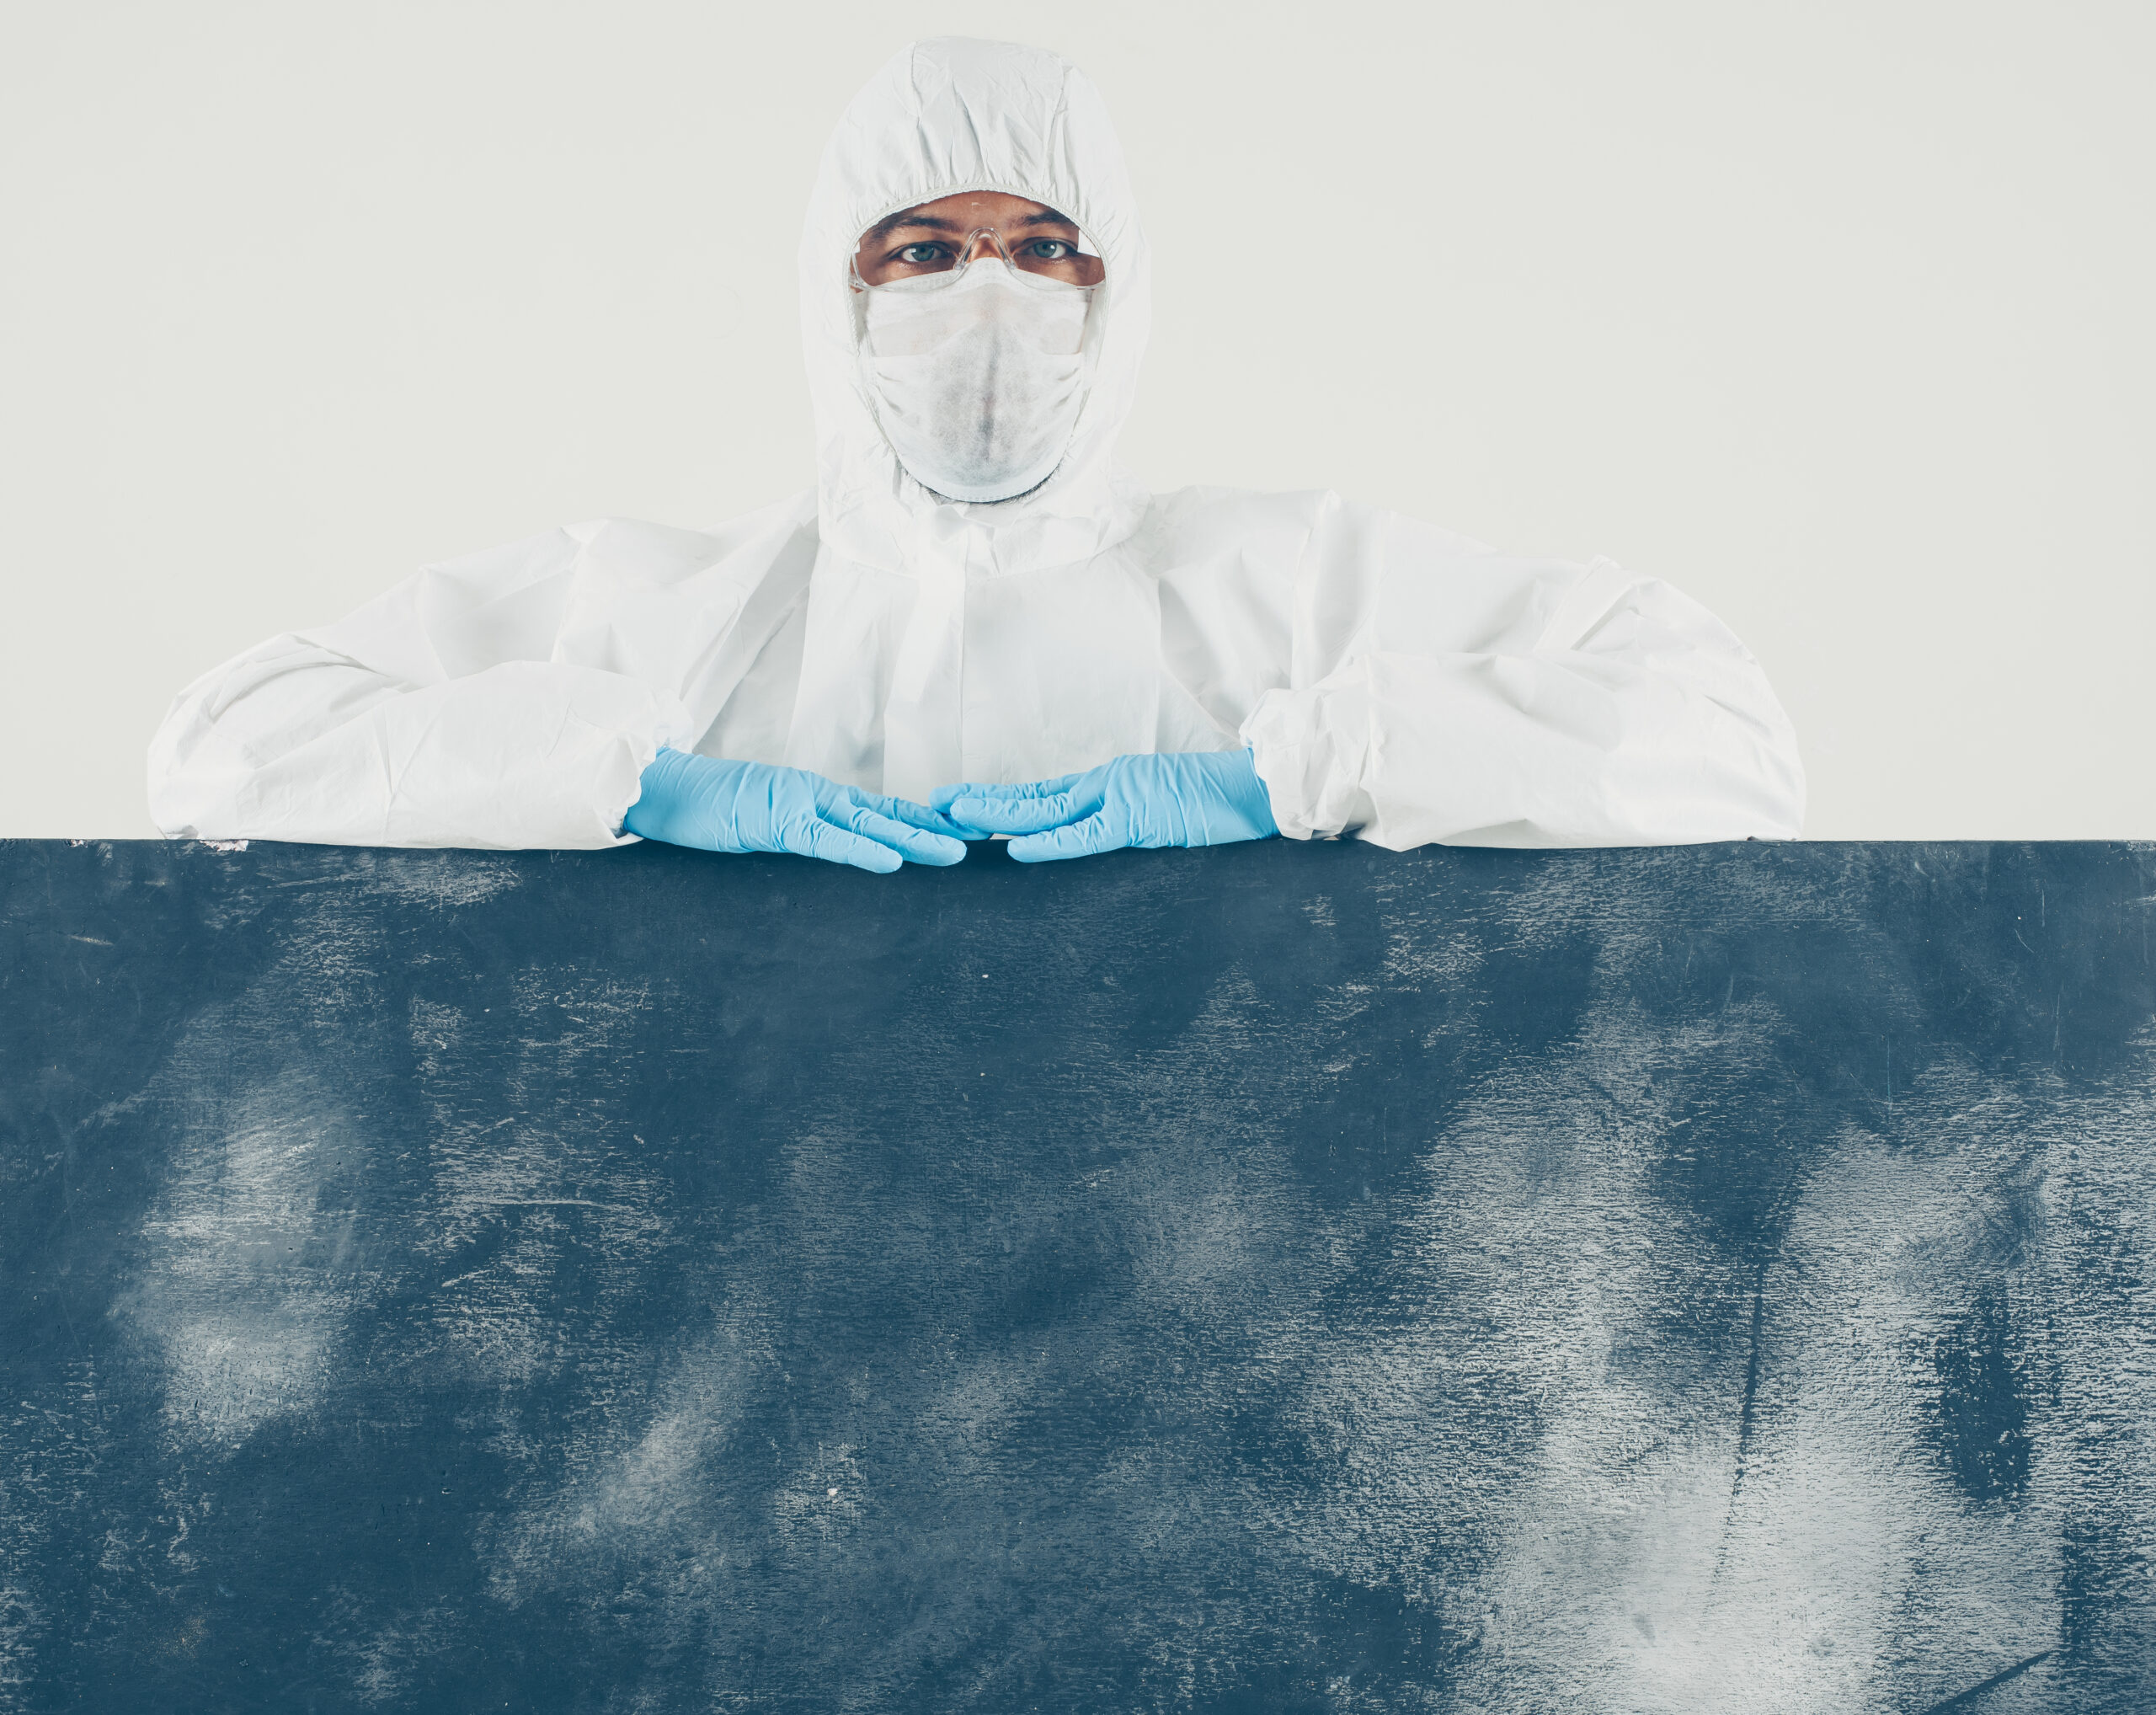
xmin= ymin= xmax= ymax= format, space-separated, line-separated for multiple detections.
xmin=933 ymin=749 xmax=1280 ymax=863
xmin=625 ymin=750 xmax=968 ymax=874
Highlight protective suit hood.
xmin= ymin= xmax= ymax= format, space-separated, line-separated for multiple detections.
xmin=798 ymin=38 xmax=1151 ymax=574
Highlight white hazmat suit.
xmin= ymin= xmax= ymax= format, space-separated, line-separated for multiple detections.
xmin=147 ymin=38 xmax=1805 ymax=852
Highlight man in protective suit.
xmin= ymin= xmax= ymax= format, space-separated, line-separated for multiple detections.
xmin=148 ymin=37 xmax=1805 ymax=868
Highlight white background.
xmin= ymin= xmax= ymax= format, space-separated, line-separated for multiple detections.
xmin=3 ymin=0 xmax=2150 ymax=838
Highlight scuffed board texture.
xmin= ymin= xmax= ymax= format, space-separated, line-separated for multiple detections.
xmin=3 ymin=837 xmax=2154 ymax=1713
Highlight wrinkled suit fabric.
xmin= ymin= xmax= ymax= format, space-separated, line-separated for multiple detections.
xmin=147 ymin=37 xmax=1805 ymax=851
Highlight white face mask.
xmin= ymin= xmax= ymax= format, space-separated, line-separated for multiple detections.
xmin=859 ymin=264 xmax=1094 ymax=505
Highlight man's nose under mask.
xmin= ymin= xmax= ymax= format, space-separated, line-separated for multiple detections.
xmin=860 ymin=266 xmax=1093 ymax=505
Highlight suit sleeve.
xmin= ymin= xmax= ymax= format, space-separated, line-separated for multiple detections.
xmin=1239 ymin=495 xmax=1805 ymax=849
xmin=147 ymin=528 xmax=696 ymax=848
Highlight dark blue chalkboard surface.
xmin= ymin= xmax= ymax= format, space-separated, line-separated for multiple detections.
xmin=4 ymin=838 xmax=2153 ymax=1712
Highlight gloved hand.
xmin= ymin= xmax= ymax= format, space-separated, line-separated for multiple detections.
xmin=933 ymin=749 xmax=1280 ymax=863
xmin=625 ymin=750 xmax=968 ymax=873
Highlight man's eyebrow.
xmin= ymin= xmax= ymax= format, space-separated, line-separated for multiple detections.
xmin=866 ymin=206 xmax=1083 ymax=241
xmin=867 ymin=210 xmax=962 ymax=238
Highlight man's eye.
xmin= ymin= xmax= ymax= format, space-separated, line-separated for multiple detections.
xmin=898 ymin=243 xmax=950 ymax=265
xmin=1025 ymin=240 xmax=1073 ymax=260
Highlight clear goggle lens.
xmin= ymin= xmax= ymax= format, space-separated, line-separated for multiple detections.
xmin=851 ymin=223 xmax=1105 ymax=294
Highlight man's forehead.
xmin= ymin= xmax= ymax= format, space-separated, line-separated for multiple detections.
xmin=867 ymin=195 xmax=1081 ymax=238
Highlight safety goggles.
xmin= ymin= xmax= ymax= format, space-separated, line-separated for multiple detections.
xmin=851 ymin=222 xmax=1105 ymax=295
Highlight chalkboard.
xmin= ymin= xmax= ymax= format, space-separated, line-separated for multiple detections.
xmin=4 ymin=837 xmax=2154 ymax=1712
